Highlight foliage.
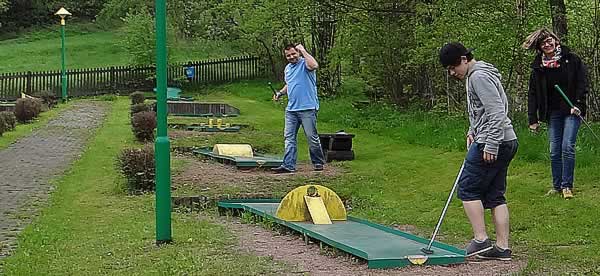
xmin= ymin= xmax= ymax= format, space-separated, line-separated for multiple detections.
xmin=119 ymin=9 xmax=176 ymax=66
xmin=0 ymin=114 xmax=6 ymax=136
xmin=131 ymin=111 xmax=156 ymax=142
xmin=116 ymin=145 xmax=155 ymax=192
xmin=96 ymin=0 xmax=148 ymax=24
xmin=130 ymin=103 xmax=150 ymax=116
xmin=0 ymin=0 xmax=8 ymax=14
xmin=129 ymin=91 xmax=145 ymax=105
xmin=0 ymin=111 xmax=17 ymax=131
xmin=0 ymin=0 xmax=107 ymax=33
xmin=120 ymin=10 xmax=157 ymax=66
xmin=40 ymin=91 xmax=59 ymax=109
xmin=14 ymin=98 xmax=42 ymax=123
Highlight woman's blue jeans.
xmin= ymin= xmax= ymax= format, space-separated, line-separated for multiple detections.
xmin=548 ymin=111 xmax=581 ymax=190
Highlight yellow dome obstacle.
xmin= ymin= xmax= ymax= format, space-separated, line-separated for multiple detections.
xmin=276 ymin=185 xmax=346 ymax=224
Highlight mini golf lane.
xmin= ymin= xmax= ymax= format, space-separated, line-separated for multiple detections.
xmin=218 ymin=200 xmax=465 ymax=269
xmin=193 ymin=148 xmax=282 ymax=168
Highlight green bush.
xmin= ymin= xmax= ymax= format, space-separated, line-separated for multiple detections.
xmin=130 ymin=92 xmax=145 ymax=105
xmin=0 ymin=111 xmax=17 ymax=131
xmin=116 ymin=146 xmax=155 ymax=193
xmin=131 ymin=111 xmax=156 ymax=142
xmin=14 ymin=98 xmax=42 ymax=123
xmin=40 ymin=91 xmax=59 ymax=109
xmin=0 ymin=115 xmax=6 ymax=136
xmin=130 ymin=103 xmax=150 ymax=116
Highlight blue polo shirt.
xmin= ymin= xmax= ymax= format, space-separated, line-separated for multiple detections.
xmin=284 ymin=58 xmax=319 ymax=111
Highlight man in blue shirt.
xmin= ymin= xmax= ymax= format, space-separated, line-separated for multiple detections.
xmin=271 ymin=44 xmax=325 ymax=173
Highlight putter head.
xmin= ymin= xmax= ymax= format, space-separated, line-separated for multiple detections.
xmin=421 ymin=247 xmax=434 ymax=255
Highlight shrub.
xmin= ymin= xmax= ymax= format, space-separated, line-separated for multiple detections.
xmin=116 ymin=146 xmax=155 ymax=192
xmin=0 ymin=115 xmax=6 ymax=136
xmin=130 ymin=103 xmax=150 ymax=116
xmin=14 ymin=98 xmax=42 ymax=123
xmin=131 ymin=111 xmax=156 ymax=142
xmin=40 ymin=90 xmax=59 ymax=109
xmin=0 ymin=111 xmax=17 ymax=131
xmin=130 ymin=91 xmax=145 ymax=105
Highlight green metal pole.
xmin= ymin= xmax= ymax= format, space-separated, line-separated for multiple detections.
xmin=155 ymin=0 xmax=172 ymax=244
xmin=60 ymin=23 xmax=67 ymax=102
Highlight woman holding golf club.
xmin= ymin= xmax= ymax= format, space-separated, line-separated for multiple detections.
xmin=523 ymin=28 xmax=589 ymax=199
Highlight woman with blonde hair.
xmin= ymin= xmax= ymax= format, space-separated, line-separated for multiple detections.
xmin=523 ymin=28 xmax=589 ymax=199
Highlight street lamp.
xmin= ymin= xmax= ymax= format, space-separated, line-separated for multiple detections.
xmin=55 ymin=7 xmax=71 ymax=102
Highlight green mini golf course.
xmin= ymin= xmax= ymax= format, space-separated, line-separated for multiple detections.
xmin=218 ymin=199 xmax=466 ymax=269
xmin=193 ymin=147 xmax=282 ymax=168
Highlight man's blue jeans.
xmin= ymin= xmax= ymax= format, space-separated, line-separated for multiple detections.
xmin=548 ymin=111 xmax=581 ymax=190
xmin=282 ymin=109 xmax=325 ymax=171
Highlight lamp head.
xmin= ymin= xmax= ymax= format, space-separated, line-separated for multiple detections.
xmin=55 ymin=7 xmax=71 ymax=25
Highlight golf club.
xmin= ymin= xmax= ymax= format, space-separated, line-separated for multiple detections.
xmin=268 ymin=82 xmax=278 ymax=96
xmin=554 ymin=85 xmax=600 ymax=143
xmin=421 ymin=161 xmax=466 ymax=255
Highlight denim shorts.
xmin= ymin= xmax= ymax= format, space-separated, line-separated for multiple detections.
xmin=457 ymin=140 xmax=518 ymax=209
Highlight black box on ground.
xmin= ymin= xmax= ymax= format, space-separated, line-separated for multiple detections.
xmin=318 ymin=132 xmax=355 ymax=162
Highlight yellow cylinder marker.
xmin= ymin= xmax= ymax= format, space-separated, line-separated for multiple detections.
xmin=209 ymin=118 xmax=213 ymax=128
xmin=217 ymin=119 xmax=223 ymax=128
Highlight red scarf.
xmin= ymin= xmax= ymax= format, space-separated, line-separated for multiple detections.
xmin=541 ymin=45 xmax=562 ymax=68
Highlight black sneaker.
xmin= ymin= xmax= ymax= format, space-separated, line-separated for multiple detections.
xmin=476 ymin=245 xmax=512 ymax=261
xmin=313 ymin=164 xmax=324 ymax=171
xmin=465 ymin=238 xmax=493 ymax=257
xmin=271 ymin=166 xmax=293 ymax=174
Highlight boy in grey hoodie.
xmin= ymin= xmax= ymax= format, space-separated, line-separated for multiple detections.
xmin=440 ymin=42 xmax=518 ymax=261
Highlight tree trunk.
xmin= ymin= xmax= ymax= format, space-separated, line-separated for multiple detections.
xmin=548 ymin=0 xmax=568 ymax=43
xmin=311 ymin=0 xmax=341 ymax=96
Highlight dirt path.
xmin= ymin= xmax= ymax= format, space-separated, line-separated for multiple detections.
xmin=224 ymin=217 xmax=527 ymax=275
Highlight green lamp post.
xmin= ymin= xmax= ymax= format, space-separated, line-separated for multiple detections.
xmin=154 ymin=0 xmax=172 ymax=244
xmin=55 ymin=7 xmax=71 ymax=102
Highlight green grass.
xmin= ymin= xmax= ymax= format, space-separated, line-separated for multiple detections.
xmin=0 ymin=23 xmax=245 ymax=73
xmin=0 ymin=103 xmax=69 ymax=150
xmin=3 ymin=80 xmax=600 ymax=274
xmin=0 ymin=98 xmax=284 ymax=275
xmin=173 ymin=80 xmax=600 ymax=274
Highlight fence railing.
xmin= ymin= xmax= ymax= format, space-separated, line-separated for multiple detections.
xmin=0 ymin=56 xmax=267 ymax=100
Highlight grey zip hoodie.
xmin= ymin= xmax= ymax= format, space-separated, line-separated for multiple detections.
xmin=466 ymin=61 xmax=517 ymax=155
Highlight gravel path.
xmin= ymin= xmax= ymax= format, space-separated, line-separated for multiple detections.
xmin=0 ymin=101 xmax=108 ymax=258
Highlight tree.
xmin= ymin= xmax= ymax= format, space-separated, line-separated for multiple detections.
xmin=0 ymin=0 xmax=8 ymax=13
xmin=549 ymin=0 xmax=568 ymax=43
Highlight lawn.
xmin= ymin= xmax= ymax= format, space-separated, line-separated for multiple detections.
xmin=1 ymin=80 xmax=599 ymax=274
xmin=0 ymin=23 xmax=245 ymax=73
xmin=0 ymin=98 xmax=285 ymax=275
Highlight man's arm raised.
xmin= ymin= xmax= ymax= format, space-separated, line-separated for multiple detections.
xmin=295 ymin=44 xmax=319 ymax=71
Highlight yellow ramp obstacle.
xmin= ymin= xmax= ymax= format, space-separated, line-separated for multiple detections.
xmin=212 ymin=144 xmax=253 ymax=158
xmin=276 ymin=185 xmax=346 ymax=223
